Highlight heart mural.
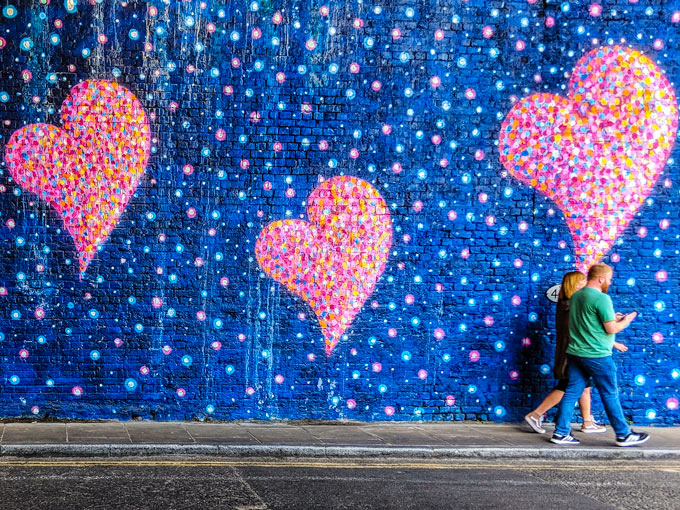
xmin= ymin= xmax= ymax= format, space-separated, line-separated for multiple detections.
xmin=498 ymin=45 xmax=678 ymax=271
xmin=255 ymin=176 xmax=392 ymax=355
xmin=5 ymin=80 xmax=151 ymax=276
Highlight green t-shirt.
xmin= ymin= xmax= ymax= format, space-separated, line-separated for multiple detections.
xmin=566 ymin=287 xmax=616 ymax=358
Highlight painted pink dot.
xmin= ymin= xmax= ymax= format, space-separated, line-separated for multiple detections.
xmin=297 ymin=312 xmax=306 ymax=321
xmin=589 ymin=4 xmax=602 ymax=16
xmin=305 ymin=39 xmax=317 ymax=51
xmin=533 ymin=73 xmax=542 ymax=83
xmin=251 ymin=27 xmax=262 ymax=39
xmin=211 ymin=341 xmax=222 ymax=351
xmin=144 ymin=42 xmax=153 ymax=52
xmin=220 ymin=277 xmax=230 ymax=287
xmin=186 ymin=207 xmax=197 ymax=218
xmin=673 ymin=11 xmax=680 ymax=23
xmin=519 ymin=221 xmax=529 ymax=232
xmin=169 ymin=101 xmax=178 ymax=113
xmin=206 ymin=22 xmax=216 ymax=33
xmin=515 ymin=40 xmax=526 ymax=51
xmin=19 ymin=349 xmax=29 ymax=359
xmin=388 ymin=328 xmax=397 ymax=338
xmin=527 ymin=0 xmax=537 ymax=3
xmin=319 ymin=5 xmax=329 ymax=16
xmin=514 ymin=258 xmax=523 ymax=268
xmin=652 ymin=332 xmax=664 ymax=344
xmin=665 ymin=178 xmax=673 ymax=188
xmin=249 ymin=111 xmax=260 ymax=123
xmin=461 ymin=248 xmax=470 ymax=259
xmin=353 ymin=17 xmax=364 ymax=28
xmin=434 ymin=29 xmax=444 ymax=41
xmin=307 ymin=353 xmax=316 ymax=362
xmin=140 ymin=365 xmax=150 ymax=375
xmin=176 ymin=388 xmax=186 ymax=398
xmin=656 ymin=270 xmax=667 ymax=282
xmin=478 ymin=193 xmax=488 ymax=203
xmin=6 ymin=219 xmax=14 ymax=229
xmin=382 ymin=124 xmax=392 ymax=135
xmin=349 ymin=62 xmax=360 ymax=73
xmin=318 ymin=139 xmax=329 ymax=150
xmin=484 ymin=316 xmax=494 ymax=327
xmin=156 ymin=267 xmax=163 ymax=275
xmin=194 ymin=257 xmax=203 ymax=267
xmin=196 ymin=311 xmax=206 ymax=321
xmin=349 ymin=148 xmax=360 ymax=159
xmin=522 ymin=337 xmax=531 ymax=347
xmin=482 ymin=26 xmax=494 ymax=38
xmin=512 ymin=296 xmax=521 ymax=306
xmin=272 ymin=11 xmax=283 ymax=23
xmin=240 ymin=159 xmax=250 ymax=170
xmin=371 ymin=80 xmax=382 ymax=91
xmin=275 ymin=375 xmax=284 ymax=384
xmin=371 ymin=301 xmax=379 ymax=309
xmin=115 ymin=338 xmax=124 ymax=348
xmin=434 ymin=328 xmax=445 ymax=340
xmin=152 ymin=297 xmax=163 ymax=309
xmin=246 ymin=387 xmax=255 ymax=396
xmin=391 ymin=28 xmax=401 ymax=39
xmin=276 ymin=72 xmax=286 ymax=84
xmin=34 ymin=307 xmax=45 ymax=320
xmin=350 ymin=348 xmax=358 ymax=356
xmin=36 ymin=263 xmax=45 ymax=273
xmin=402 ymin=234 xmax=411 ymax=243
xmin=263 ymin=181 xmax=273 ymax=191
xmin=445 ymin=395 xmax=456 ymax=406
xmin=509 ymin=370 xmax=519 ymax=380
xmin=285 ymin=188 xmax=295 ymax=198
xmin=162 ymin=345 xmax=172 ymax=354
xmin=448 ymin=210 xmax=457 ymax=221
xmin=97 ymin=34 xmax=108 ymax=44
xmin=347 ymin=399 xmax=357 ymax=409
xmin=72 ymin=386 xmax=83 ymax=397
xmin=54 ymin=20 xmax=62 ymax=28
xmin=231 ymin=58 xmax=241 ymax=68
xmin=392 ymin=162 xmax=402 ymax=174
xmin=469 ymin=350 xmax=480 ymax=362
xmin=21 ymin=70 xmax=32 ymax=82
xmin=0 ymin=287 xmax=7 ymax=296
xmin=405 ymin=294 xmax=415 ymax=305
xmin=465 ymin=88 xmax=476 ymax=100
xmin=667 ymin=398 xmax=679 ymax=411
xmin=418 ymin=369 xmax=428 ymax=379
xmin=611 ymin=253 xmax=621 ymax=263
xmin=223 ymin=85 xmax=233 ymax=95
xmin=435 ymin=283 xmax=443 ymax=293
xmin=372 ymin=362 xmax=382 ymax=373
xmin=384 ymin=406 xmax=395 ymax=416
xmin=660 ymin=219 xmax=670 ymax=230
xmin=215 ymin=129 xmax=226 ymax=141
xmin=209 ymin=227 xmax=217 ymax=235
xmin=412 ymin=200 xmax=423 ymax=212
xmin=485 ymin=215 xmax=495 ymax=227
xmin=431 ymin=134 xmax=442 ymax=145
xmin=31 ymin=406 xmax=39 ymax=414
xmin=474 ymin=149 xmax=485 ymax=160
xmin=637 ymin=227 xmax=648 ymax=238
xmin=653 ymin=39 xmax=664 ymax=50
xmin=439 ymin=158 xmax=449 ymax=168
xmin=301 ymin=103 xmax=313 ymax=114
xmin=430 ymin=75 xmax=441 ymax=88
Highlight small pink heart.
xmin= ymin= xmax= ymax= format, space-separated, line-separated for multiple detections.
xmin=5 ymin=80 xmax=151 ymax=275
xmin=499 ymin=46 xmax=678 ymax=270
xmin=255 ymin=176 xmax=392 ymax=355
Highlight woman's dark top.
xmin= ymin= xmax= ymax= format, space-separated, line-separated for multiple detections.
xmin=554 ymin=298 xmax=571 ymax=380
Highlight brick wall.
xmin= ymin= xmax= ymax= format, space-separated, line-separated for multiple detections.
xmin=0 ymin=0 xmax=677 ymax=424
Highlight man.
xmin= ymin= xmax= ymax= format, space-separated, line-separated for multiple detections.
xmin=550 ymin=263 xmax=649 ymax=447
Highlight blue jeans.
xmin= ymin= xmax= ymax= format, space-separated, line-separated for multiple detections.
xmin=554 ymin=354 xmax=630 ymax=437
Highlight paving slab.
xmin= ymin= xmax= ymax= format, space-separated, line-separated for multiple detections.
xmin=2 ymin=423 xmax=66 ymax=444
xmin=124 ymin=423 xmax=195 ymax=444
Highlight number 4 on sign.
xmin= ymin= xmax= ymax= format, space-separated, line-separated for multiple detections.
xmin=546 ymin=284 xmax=561 ymax=303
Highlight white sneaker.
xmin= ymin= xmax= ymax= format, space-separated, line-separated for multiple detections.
xmin=524 ymin=413 xmax=545 ymax=434
xmin=581 ymin=421 xmax=607 ymax=434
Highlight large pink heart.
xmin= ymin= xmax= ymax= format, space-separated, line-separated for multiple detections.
xmin=255 ymin=176 xmax=392 ymax=355
xmin=5 ymin=80 xmax=150 ymax=276
xmin=499 ymin=46 xmax=678 ymax=270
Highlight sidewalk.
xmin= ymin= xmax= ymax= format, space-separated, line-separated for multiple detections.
xmin=0 ymin=421 xmax=678 ymax=460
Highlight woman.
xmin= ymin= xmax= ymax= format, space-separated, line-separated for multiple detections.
xmin=524 ymin=271 xmax=606 ymax=434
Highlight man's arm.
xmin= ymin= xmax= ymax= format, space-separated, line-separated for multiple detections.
xmin=603 ymin=312 xmax=637 ymax=335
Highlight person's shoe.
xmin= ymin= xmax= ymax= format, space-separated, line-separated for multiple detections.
xmin=581 ymin=420 xmax=607 ymax=434
xmin=550 ymin=433 xmax=580 ymax=445
xmin=524 ymin=413 xmax=545 ymax=434
xmin=616 ymin=431 xmax=649 ymax=447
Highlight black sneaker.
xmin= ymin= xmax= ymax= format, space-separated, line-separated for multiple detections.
xmin=550 ymin=433 xmax=580 ymax=445
xmin=616 ymin=431 xmax=649 ymax=447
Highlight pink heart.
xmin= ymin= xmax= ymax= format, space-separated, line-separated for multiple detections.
xmin=255 ymin=176 xmax=392 ymax=355
xmin=499 ymin=46 xmax=678 ymax=270
xmin=4 ymin=80 xmax=151 ymax=276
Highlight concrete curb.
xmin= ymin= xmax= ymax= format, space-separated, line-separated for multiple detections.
xmin=1 ymin=444 xmax=679 ymax=460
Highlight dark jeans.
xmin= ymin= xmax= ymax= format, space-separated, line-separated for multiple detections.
xmin=555 ymin=354 xmax=630 ymax=437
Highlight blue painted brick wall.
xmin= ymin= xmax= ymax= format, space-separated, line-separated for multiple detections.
xmin=0 ymin=0 xmax=677 ymax=424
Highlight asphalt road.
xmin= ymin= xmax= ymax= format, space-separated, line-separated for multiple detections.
xmin=0 ymin=457 xmax=678 ymax=509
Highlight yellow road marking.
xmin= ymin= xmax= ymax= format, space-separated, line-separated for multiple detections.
xmin=0 ymin=459 xmax=678 ymax=471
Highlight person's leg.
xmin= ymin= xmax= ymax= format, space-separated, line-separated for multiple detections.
xmin=554 ymin=355 xmax=589 ymax=436
xmin=579 ymin=356 xmax=630 ymax=437
xmin=578 ymin=387 xmax=592 ymax=421
xmin=532 ymin=390 xmax=565 ymax=416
